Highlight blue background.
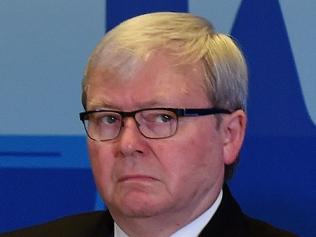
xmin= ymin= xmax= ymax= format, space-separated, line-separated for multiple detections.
xmin=0 ymin=1 xmax=315 ymax=236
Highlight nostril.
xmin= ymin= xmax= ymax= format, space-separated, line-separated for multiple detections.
xmin=135 ymin=149 xmax=144 ymax=154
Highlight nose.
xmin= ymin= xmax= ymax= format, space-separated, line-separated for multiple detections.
xmin=117 ymin=117 xmax=146 ymax=157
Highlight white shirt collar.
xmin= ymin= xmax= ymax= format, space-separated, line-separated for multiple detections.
xmin=114 ymin=222 xmax=129 ymax=237
xmin=114 ymin=189 xmax=223 ymax=237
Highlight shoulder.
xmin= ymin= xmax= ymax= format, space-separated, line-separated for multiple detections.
xmin=0 ymin=211 xmax=114 ymax=237
xmin=200 ymin=184 xmax=299 ymax=237
xmin=245 ymin=216 xmax=299 ymax=237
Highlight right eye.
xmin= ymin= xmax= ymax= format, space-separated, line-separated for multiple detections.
xmin=100 ymin=115 xmax=119 ymax=125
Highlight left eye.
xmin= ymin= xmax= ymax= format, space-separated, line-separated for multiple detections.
xmin=155 ymin=114 xmax=173 ymax=123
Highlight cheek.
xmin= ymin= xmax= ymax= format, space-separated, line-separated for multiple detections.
xmin=153 ymin=137 xmax=220 ymax=179
xmin=151 ymin=124 xmax=224 ymax=186
xmin=88 ymin=142 xmax=115 ymax=190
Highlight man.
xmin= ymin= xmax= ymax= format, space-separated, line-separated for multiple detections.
xmin=0 ymin=12 xmax=298 ymax=237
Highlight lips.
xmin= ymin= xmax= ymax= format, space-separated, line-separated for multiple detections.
xmin=118 ymin=175 xmax=158 ymax=183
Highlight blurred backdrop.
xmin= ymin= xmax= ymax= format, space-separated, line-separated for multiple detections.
xmin=0 ymin=1 xmax=315 ymax=236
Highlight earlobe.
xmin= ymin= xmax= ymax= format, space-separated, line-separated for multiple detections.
xmin=222 ymin=110 xmax=247 ymax=165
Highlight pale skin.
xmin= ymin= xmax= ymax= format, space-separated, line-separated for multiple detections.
xmin=85 ymin=51 xmax=247 ymax=237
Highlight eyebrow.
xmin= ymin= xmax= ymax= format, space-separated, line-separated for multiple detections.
xmin=87 ymin=99 xmax=176 ymax=111
xmin=87 ymin=102 xmax=119 ymax=111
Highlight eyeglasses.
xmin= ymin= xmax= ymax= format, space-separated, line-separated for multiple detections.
xmin=79 ymin=107 xmax=231 ymax=141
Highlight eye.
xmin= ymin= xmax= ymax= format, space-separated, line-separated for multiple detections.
xmin=156 ymin=114 xmax=173 ymax=123
xmin=101 ymin=115 xmax=119 ymax=125
xmin=137 ymin=109 xmax=177 ymax=125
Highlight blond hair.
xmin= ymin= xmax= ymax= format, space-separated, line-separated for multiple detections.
xmin=82 ymin=12 xmax=248 ymax=112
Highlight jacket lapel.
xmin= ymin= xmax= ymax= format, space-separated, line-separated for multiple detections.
xmin=93 ymin=210 xmax=114 ymax=237
xmin=199 ymin=184 xmax=249 ymax=237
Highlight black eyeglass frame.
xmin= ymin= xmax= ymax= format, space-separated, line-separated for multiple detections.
xmin=79 ymin=107 xmax=232 ymax=141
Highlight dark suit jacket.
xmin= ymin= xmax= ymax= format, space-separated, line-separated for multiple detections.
xmin=0 ymin=185 xmax=298 ymax=237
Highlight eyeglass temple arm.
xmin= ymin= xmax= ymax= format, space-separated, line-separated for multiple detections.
xmin=178 ymin=108 xmax=232 ymax=117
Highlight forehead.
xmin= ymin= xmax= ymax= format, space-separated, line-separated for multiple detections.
xmin=86 ymin=51 xmax=210 ymax=110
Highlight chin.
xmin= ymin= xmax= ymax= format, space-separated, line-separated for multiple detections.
xmin=113 ymin=192 xmax=169 ymax=218
xmin=120 ymin=206 xmax=161 ymax=218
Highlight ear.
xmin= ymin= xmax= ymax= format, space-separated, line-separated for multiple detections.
xmin=221 ymin=110 xmax=247 ymax=165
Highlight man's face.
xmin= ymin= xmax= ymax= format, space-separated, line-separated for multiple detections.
xmin=85 ymin=52 xmax=240 ymax=222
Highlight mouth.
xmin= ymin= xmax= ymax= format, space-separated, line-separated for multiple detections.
xmin=118 ymin=175 xmax=158 ymax=183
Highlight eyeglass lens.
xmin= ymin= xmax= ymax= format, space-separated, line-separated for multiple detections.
xmin=84 ymin=109 xmax=178 ymax=141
